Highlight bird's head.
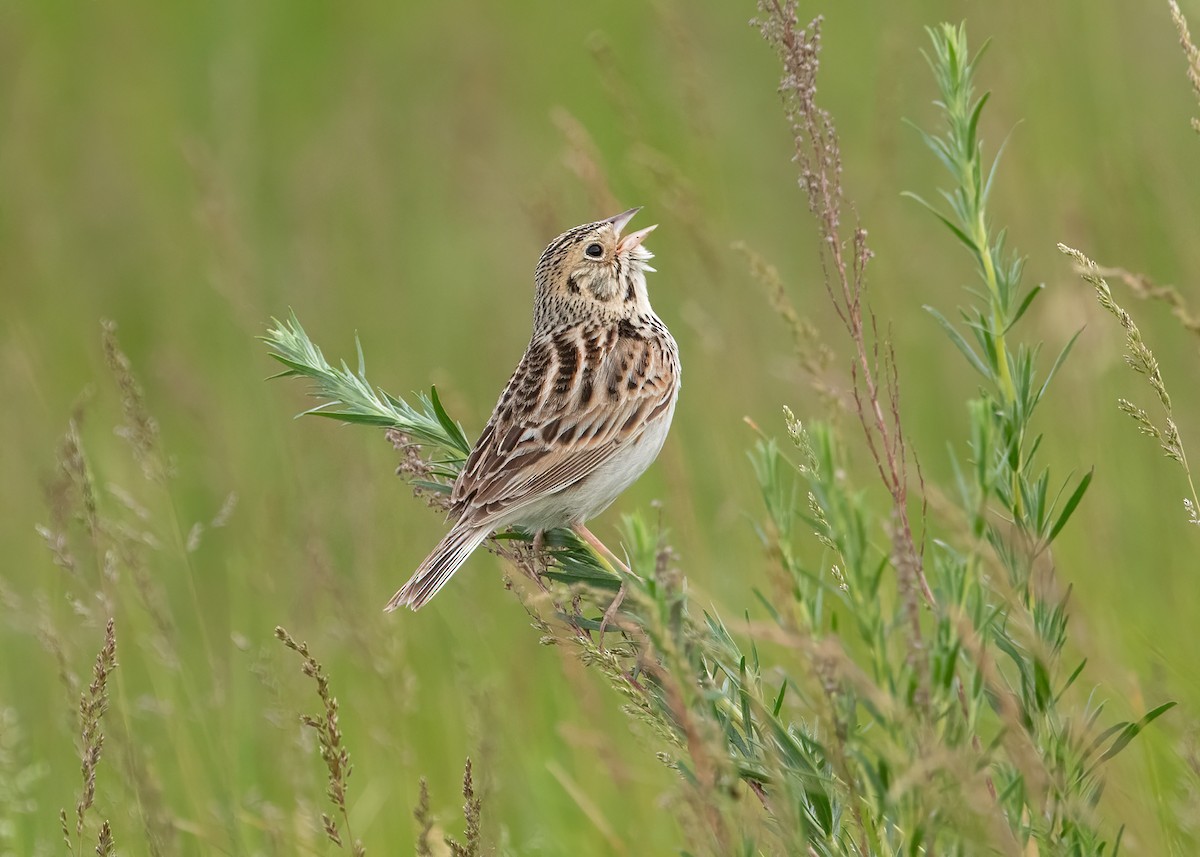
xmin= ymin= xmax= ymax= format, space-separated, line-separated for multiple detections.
xmin=533 ymin=207 xmax=657 ymax=325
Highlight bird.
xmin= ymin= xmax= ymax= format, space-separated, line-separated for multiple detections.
xmin=386 ymin=207 xmax=680 ymax=611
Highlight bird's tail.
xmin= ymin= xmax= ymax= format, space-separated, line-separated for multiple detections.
xmin=385 ymin=523 xmax=490 ymax=612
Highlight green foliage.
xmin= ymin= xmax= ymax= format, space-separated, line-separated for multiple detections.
xmin=3 ymin=2 xmax=1198 ymax=856
xmin=264 ymin=312 xmax=471 ymax=457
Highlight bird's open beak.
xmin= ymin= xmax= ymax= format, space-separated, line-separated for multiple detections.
xmin=616 ymin=224 xmax=657 ymax=253
xmin=604 ymin=207 xmax=642 ymax=234
xmin=605 ymin=206 xmax=657 ymax=255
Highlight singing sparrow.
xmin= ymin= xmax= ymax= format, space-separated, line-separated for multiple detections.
xmin=387 ymin=208 xmax=680 ymax=611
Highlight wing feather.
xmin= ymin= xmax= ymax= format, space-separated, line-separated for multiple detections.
xmin=450 ymin=323 xmax=677 ymax=528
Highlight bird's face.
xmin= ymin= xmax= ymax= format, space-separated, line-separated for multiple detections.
xmin=534 ymin=208 xmax=657 ymax=324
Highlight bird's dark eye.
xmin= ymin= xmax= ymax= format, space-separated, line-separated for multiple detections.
xmin=585 ymin=243 xmax=604 ymax=259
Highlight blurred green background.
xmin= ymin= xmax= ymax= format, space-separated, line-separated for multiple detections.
xmin=3 ymin=0 xmax=1199 ymax=853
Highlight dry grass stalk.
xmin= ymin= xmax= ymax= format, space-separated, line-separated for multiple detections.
xmin=550 ymin=108 xmax=621 ymax=216
xmin=412 ymin=778 xmax=434 ymax=857
xmin=61 ymin=618 xmax=117 ymax=857
xmin=754 ymin=2 xmax=933 ymax=622
xmin=412 ymin=759 xmax=487 ymax=857
xmin=275 ymin=626 xmax=365 ymax=856
xmin=386 ymin=429 xmax=452 ymax=514
xmin=445 ymin=758 xmax=482 ymax=857
xmin=585 ymin=32 xmax=644 ymax=144
xmin=1170 ymin=0 xmax=1200 ymax=134
xmin=42 ymin=412 xmax=101 ymax=560
xmin=101 ymin=320 xmax=165 ymax=483
xmin=94 ymin=819 xmax=115 ymax=857
xmin=1059 ymin=243 xmax=1200 ymax=524
xmin=734 ymin=242 xmax=842 ymax=413
xmin=1092 ymin=262 xmax=1200 ymax=340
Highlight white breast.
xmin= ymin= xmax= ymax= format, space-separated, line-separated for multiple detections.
xmin=506 ymin=397 xmax=678 ymax=533
xmin=569 ymin=396 xmax=677 ymax=520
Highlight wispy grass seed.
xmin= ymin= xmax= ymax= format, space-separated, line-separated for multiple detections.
xmin=413 ymin=778 xmax=433 ymax=857
xmin=446 ymin=758 xmax=482 ymax=857
xmin=409 ymin=759 xmax=486 ymax=857
xmin=101 ymin=320 xmax=165 ymax=483
xmin=61 ymin=618 xmax=117 ymax=857
xmin=1059 ymin=243 xmax=1200 ymax=523
xmin=275 ymin=626 xmax=365 ymax=857
xmin=1170 ymin=0 xmax=1200 ymax=135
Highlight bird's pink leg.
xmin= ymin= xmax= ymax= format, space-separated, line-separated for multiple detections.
xmin=573 ymin=524 xmax=632 ymax=576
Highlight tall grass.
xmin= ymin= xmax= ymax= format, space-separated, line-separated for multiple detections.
xmin=5 ymin=2 xmax=1198 ymax=855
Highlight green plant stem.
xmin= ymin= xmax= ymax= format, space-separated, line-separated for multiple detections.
xmin=974 ymin=218 xmax=1023 ymax=517
xmin=976 ymin=227 xmax=1015 ymax=402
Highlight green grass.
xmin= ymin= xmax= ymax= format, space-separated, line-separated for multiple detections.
xmin=2 ymin=1 xmax=1200 ymax=854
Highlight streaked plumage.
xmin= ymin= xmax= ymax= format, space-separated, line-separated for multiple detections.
xmin=387 ymin=208 xmax=680 ymax=611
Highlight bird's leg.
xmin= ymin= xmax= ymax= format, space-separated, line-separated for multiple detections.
xmin=573 ymin=524 xmax=634 ymax=576
xmin=532 ymin=529 xmax=547 ymax=570
xmin=598 ymin=583 xmax=627 ymax=652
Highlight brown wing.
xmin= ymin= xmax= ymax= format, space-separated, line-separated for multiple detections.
xmin=450 ymin=322 xmax=677 ymax=526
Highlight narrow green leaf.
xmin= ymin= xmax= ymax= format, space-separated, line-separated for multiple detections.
xmin=738 ymin=658 xmax=754 ymax=741
xmin=1004 ymin=283 xmax=1044 ymax=333
xmin=265 ymin=367 xmax=301 ymax=381
xmin=901 ymin=119 xmax=958 ymax=177
xmin=1084 ymin=721 xmax=1131 ymax=764
xmin=967 ymin=92 xmax=990 ymax=150
xmin=1033 ymin=657 xmax=1052 ymax=711
xmin=1047 ymin=468 xmax=1094 ymax=544
xmin=355 ymin=331 xmax=367 ymax=378
xmin=267 ymin=354 xmax=317 ymax=376
xmin=969 ymin=35 xmax=994 ymax=70
xmin=1034 ymin=328 xmax=1083 ymax=408
xmin=429 ymin=385 xmax=471 ymax=455
xmin=772 ymin=680 xmax=788 ymax=717
xmin=1059 ymin=660 xmax=1088 ymax=706
xmin=1097 ymin=701 xmax=1176 ymax=763
xmin=541 ymin=569 xmax=621 ymax=592
xmin=753 ymin=589 xmax=783 ymax=624
xmin=411 ymin=480 xmax=452 ymax=495
xmin=925 ymin=306 xmax=991 ymax=379
xmin=304 ymin=411 xmax=398 ymax=426
xmin=983 ymin=123 xmax=1018 ymax=204
xmin=489 ymin=531 xmax=529 ymax=541
xmin=901 ymin=191 xmax=981 ymax=259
